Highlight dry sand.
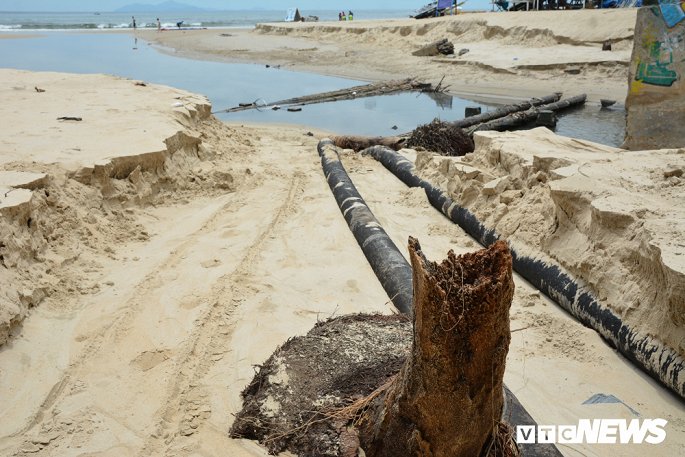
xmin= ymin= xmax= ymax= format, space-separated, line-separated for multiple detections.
xmin=1 ymin=9 xmax=684 ymax=457
xmin=139 ymin=9 xmax=637 ymax=103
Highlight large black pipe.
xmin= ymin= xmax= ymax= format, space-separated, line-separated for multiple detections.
xmin=318 ymin=139 xmax=563 ymax=457
xmin=363 ymin=144 xmax=685 ymax=400
xmin=318 ymin=139 xmax=413 ymax=314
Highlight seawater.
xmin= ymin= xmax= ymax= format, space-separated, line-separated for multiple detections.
xmin=0 ymin=10 xmax=412 ymax=31
xmin=0 ymin=31 xmax=625 ymax=144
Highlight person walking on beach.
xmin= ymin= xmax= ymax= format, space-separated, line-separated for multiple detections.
xmin=157 ymin=18 xmax=161 ymax=31
xmin=132 ymin=16 xmax=136 ymax=29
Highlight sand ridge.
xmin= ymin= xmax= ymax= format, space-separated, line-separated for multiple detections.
xmin=138 ymin=9 xmax=637 ymax=103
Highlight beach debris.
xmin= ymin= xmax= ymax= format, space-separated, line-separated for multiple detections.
xmin=412 ymin=38 xmax=455 ymax=56
xmin=407 ymin=119 xmax=475 ymax=156
xmin=664 ymin=167 xmax=683 ymax=178
xmin=332 ymin=135 xmax=406 ymax=152
xmin=600 ymin=99 xmax=616 ymax=108
xmin=458 ymin=48 xmax=470 ymax=56
xmin=219 ymin=33 xmax=233 ymax=37
xmin=218 ymin=78 xmax=436 ymax=113
xmin=271 ymin=105 xmax=280 ymax=110
xmin=536 ymin=109 xmax=558 ymax=128
xmin=465 ymin=106 xmax=482 ymax=117
xmin=134 ymin=81 xmax=147 ymax=87
xmin=468 ymin=94 xmax=586 ymax=135
xmin=446 ymin=93 xmax=562 ymax=130
xmin=287 ymin=107 xmax=302 ymax=112
xmin=230 ymin=240 xmax=517 ymax=457
xmin=56 ymin=116 xmax=82 ymax=122
xmin=602 ymin=40 xmax=612 ymax=51
xmin=391 ymin=125 xmax=398 ymax=130
xmin=34 ymin=86 xmax=45 ymax=93
xmin=305 ymin=131 xmax=314 ymax=136
xmin=565 ymin=67 xmax=582 ymax=75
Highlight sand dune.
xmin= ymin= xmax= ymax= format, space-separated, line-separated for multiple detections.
xmin=140 ymin=9 xmax=637 ymax=102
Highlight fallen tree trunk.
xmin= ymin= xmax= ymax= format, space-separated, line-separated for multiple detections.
xmin=221 ymin=78 xmax=433 ymax=113
xmin=468 ymin=94 xmax=586 ymax=135
xmin=332 ymin=135 xmax=406 ymax=152
xmin=358 ymin=238 xmax=515 ymax=457
xmin=450 ymin=93 xmax=561 ymax=129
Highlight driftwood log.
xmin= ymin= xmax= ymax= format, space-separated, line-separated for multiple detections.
xmin=413 ymin=38 xmax=455 ymax=56
xmin=449 ymin=93 xmax=561 ymax=129
xmin=221 ymin=78 xmax=433 ymax=113
xmin=468 ymin=94 xmax=586 ymax=135
xmin=332 ymin=135 xmax=406 ymax=152
xmin=230 ymin=239 xmax=516 ymax=457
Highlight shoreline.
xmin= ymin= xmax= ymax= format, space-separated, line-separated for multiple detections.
xmin=134 ymin=9 xmax=637 ymax=103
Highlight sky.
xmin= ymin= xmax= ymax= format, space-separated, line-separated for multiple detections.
xmin=0 ymin=0 xmax=470 ymax=12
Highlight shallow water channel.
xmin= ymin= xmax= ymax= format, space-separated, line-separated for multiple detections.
xmin=0 ymin=32 xmax=625 ymax=145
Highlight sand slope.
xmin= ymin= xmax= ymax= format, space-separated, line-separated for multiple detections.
xmin=414 ymin=127 xmax=685 ymax=383
xmin=140 ymin=9 xmax=637 ymax=102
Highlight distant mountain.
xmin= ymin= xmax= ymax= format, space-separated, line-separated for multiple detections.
xmin=114 ymin=1 xmax=208 ymax=13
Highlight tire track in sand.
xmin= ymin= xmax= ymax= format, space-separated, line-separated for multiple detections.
xmin=6 ymin=194 xmax=244 ymax=453
xmin=142 ymin=171 xmax=305 ymax=456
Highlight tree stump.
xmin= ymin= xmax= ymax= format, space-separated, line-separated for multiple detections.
xmin=230 ymin=239 xmax=516 ymax=457
xmin=358 ymin=238 xmax=514 ymax=457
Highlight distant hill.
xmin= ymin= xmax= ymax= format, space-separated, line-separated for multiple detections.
xmin=114 ymin=1 xmax=208 ymax=13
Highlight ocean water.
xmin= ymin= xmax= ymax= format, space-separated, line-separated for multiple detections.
xmin=0 ymin=10 xmax=412 ymax=31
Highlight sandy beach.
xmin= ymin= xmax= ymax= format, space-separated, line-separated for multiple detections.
xmin=139 ymin=9 xmax=637 ymax=103
xmin=0 ymin=8 xmax=683 ymax=457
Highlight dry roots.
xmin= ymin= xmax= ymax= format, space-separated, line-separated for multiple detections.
xmin=407 ymin=118 xmax=475 ymax=156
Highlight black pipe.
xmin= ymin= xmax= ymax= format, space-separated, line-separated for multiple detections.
xmin=318 ymin=139 xmax=413 ymax=314
xmin=318 ymin=139 xmax=563 ymax=457
xmin=363 ymin=144 xmax=685 ymax=400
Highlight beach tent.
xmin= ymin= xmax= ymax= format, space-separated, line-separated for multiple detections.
xmin=285 ymin=8 xmax=302 ymax=22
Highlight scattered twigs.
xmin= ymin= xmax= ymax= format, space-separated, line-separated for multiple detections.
xmin=218 ymin=78 xmax=434 ymax=113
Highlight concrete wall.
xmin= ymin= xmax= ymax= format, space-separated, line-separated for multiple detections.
xmin=624 ymin=2 xmax=685 ymax=149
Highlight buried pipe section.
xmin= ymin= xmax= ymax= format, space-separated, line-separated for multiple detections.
xmin=318 ymin=139 xmax=564 ymax=457
xmin=363 ymin=144 xmax=685 ymax=401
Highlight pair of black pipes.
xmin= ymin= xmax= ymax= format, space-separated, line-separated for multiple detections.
xmin=360 ymin=144 xmax=684 ymax=402
xmin=318 ymin=139 xmax=563 ymax=457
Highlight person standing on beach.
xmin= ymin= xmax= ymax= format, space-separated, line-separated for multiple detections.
xmin=132 ymin=16 xmax=136 ymax=29
xmin=157 ymin=18 xmax=161 ymax=31
xmin=348 ymin=11 xmax=353 ymax=21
